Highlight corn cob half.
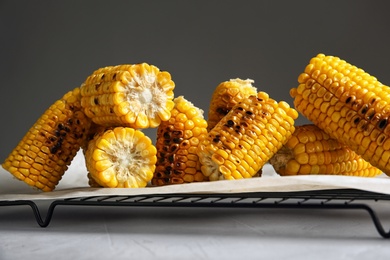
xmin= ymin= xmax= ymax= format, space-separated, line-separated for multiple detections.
xmin=269 ymin=124 xmax=382 ymax=176
xmin=2 ymin=88 xmax=91 ymax=191
xmin=152 ymin=96 xmax=208 ymax=185
xmin=198 ymin=92 xmax=298 ymax=181
xmin=207 ymin=78 xmax=257 ymax=131
xmin=80 ymin=63 xmax=175 ymax=129
xmin=84 ymin=127 xmax=157 ymax=188
xmin=290 ymin=54 xmax=390 ymax=176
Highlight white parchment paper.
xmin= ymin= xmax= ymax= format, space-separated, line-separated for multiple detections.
xmin=1 ymin=151 xmax=390 ymax=201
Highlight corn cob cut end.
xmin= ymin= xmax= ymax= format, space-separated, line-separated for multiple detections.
xmin=152 ymin=96 xmax=208 ymax=186
xmin=2 ymin=88 xmax=91 ymax=191
xmin=80 ymin=63 xmax=175 ymax=129
xmin=85 ymin=127 xmax=157 ymax=188
xmin=269 ymin=124 xmax=383 ymax=177
xmin=207 ymin=78 xmax=257 ymax=131
xmin=199 ymin=91 xmax=298 ymax=181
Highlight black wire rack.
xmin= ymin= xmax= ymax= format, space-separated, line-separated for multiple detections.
xmin=1 ymin=188 xmax=390 ymax=238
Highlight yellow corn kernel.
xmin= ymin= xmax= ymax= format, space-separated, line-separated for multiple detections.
xmin=269 ymin=124 xmax=382 ymax=176
xmin=84 ymin=127 xmax=156 ymax=188
xmin=152 ymin=96 xmax=208 ymax=186
xmin=290 ymin=53 xmax=390 ymax=176
xmin=197 ymin=91 xmax=298 ymax=181
xmin=2 ymin=88 xmax=91 ymax=191
xmin=80 ymin=63 xmax=175 ymax=129
xmin=207 ymin=78 xmax=257 ymax=131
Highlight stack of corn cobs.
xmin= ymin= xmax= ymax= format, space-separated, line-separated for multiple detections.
xmin=2 ymin=53 xmax=389 ymax=192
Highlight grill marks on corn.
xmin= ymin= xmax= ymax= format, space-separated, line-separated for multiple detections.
xmin=198 ymin=92 xmax=298 ymax=181
xmin=291 ymin=53 xmax=390 ymax=174
xmin=153 ymin=96 xmax=208 ymax=186
xmin=2 ymin=88 xmax=91 ymax=191
xmin=207 ymin=78 xmax=257 ymax=131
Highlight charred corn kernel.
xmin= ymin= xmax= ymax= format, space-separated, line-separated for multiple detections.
xmin=269 ymin=124 xmax=382 ymax=177
xmin=207 ymin=78 xmax=257 ymax=131
xmin=2 ymin=88 xmax=91 ymax=191
xmin=291 ymin=53 xmax=390 ymax=175
xmin=80 ymin=63 xmax=175 ymax=129
xmin=84 ymin=127 xmax=156 ymax=188
xmin=152 ymin=96 xmax=208 ymax=186
xmin=198 ymin=92 xmax=298 ymax=181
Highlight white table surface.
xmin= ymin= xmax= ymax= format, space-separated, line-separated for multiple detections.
xmin=1 ymin=152 xmax=390 ymax=260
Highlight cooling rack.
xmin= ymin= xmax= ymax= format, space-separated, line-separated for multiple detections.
xmin=1 ymin=188 xmax=390 ymax=238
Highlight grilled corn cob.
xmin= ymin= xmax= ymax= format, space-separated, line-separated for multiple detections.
xmin=84 ymin=127 xmax=157 ymax=188
xmin=269 ymin=124 xmax=382 ymax=176
xmin=290 ymin=54 xmax=390 ymax=175
xmin=80 ymin=63 xmax=175 ymax=128
xmin=198 ymin=92 xmax=298 ymax=181
xmin=152 ymin=96 xmax=208 ymax=185
xmin=207 ymin=78 xmax=257 ymax=131
xmin=2 ymin=88 xmax=91 ymax=191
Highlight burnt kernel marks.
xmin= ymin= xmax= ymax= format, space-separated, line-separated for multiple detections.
xmin=112 ymin=73 xmax=117 ymax=80
xmin=367 ymin=111 xmax=375 ymax=120
xmin=379 ymin=118 xmax=388 ymax=129
xmin=94 ymin=97 xmax=99 ymax=105
xmin=173 ymin=170 xmax=182 ymax=175
xmin=69 ymin=105 xmax=75 ymax=111
xmin=224 ymin=120 xmax=234 ymax=128
xmin=257 ymin=98 xmax=263 ymax=102
xmin=170 ymin=144 xmax=179 ymax=152
xmin=212 ymin=134 xmax=221 ymax=143
xmin=353 ymin=117 xmax=360 ymax=125
xmin=109 ymin=108 xmax=114 ymax=114
xmin=360 ymin=104 xmax=369 ymax=115
xmin=245 ymin=111 xmax=253 ymax=116
xmin=168 ymin=155 xmax=175 ymax=163
xmin=68 ymin=118 xmax=73 ymax=125
xmin=236 ymin=106 xmax=244 ymax=111
xmin=101 ymin=74 xmax=105 ymax=80
xmin=238 ymin=144 xmax=243 ymax=149
xmin=50 ymin=141 xmax=62 ymax=154
xmin=240 ymin=122 xmax=249 ymax=128
xmin=378 ymin=135 xmax=386 ymax=145
xmin=173 ymin=137 xmax=182 ymax=143
xmin=370 ymin=98 xmax=376 ymax=105
xmin=95 ymin=83 xmax=101 ymax=90
xmin=172 ymin=130 xmax=182 ymax=137
xmin=216 ymin=107 xmax=229 ymax=115
xmin=345 ymin=96 xmax=352 ymax=104
xmin=58 ymin=123 xmax=64 ymax=130
xmin=163 ymin=132 xmax=170 ymax=139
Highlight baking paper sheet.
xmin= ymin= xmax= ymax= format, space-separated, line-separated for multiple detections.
xmin=1 ymin=151 xmax=390 ymax=201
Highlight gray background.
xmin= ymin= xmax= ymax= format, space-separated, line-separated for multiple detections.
xmin=1 ymin=0 xmax=390 ymax=162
